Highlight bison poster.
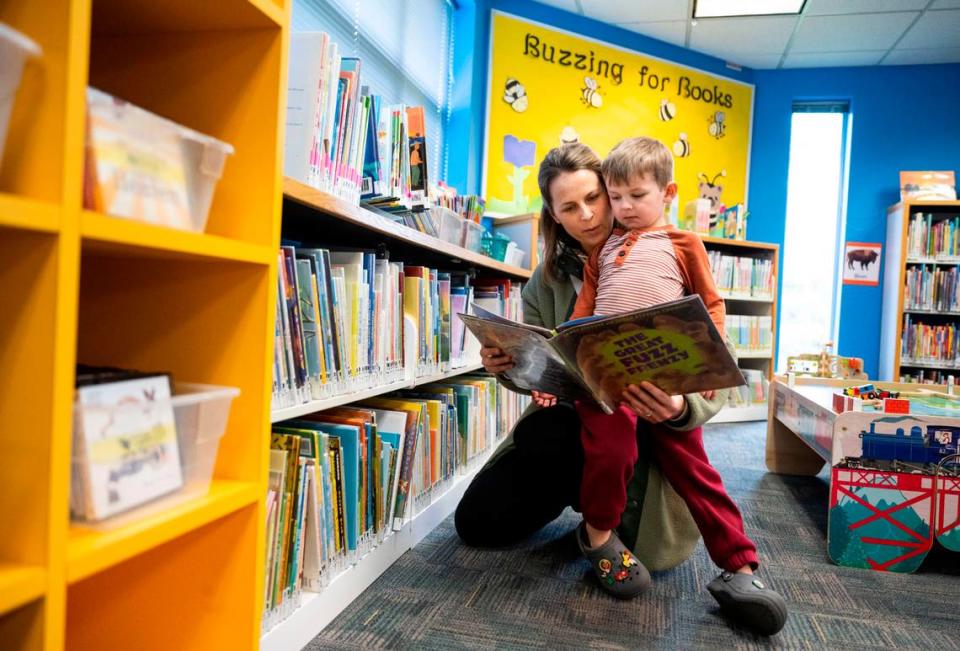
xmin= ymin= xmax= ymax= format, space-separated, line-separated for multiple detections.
xmin=843 ymin=242 xmax=882 ymax=286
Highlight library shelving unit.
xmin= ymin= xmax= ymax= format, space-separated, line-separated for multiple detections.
xmin=879 ymin=199 xmax=960 ymax=382
xmin=0 ymin=0 xmax=288 ymax=649
xmin=261 ymin=178 xmax=531 ymax=651
xmin=261 ymin=178 xmax=533 ymax=650
xmin=700 ymin=235 xmax=779 ymax=423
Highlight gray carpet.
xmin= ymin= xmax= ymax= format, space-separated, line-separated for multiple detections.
xmin=305 ymin=422 xmax=960 ymax=650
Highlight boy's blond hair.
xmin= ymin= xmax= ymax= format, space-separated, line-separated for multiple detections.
xmin=602 ymin=137 xmax=673 ymax=189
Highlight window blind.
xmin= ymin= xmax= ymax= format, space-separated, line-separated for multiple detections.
xmin=792 ymin=100 xmax=850 ymax=114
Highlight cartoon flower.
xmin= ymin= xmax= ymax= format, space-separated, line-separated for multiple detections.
xmin=504 ymin=135 xmax=536 ymax=168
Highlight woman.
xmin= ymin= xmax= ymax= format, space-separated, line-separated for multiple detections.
xmin=455 ymin=143 xmax=730 ymax=570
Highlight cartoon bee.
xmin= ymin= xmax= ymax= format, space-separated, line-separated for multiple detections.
xmin=673 ymin=133 xmax=691 ymax=158
xmin=580 ymin=76 xmax=603 ymax=108
xmin=708 ymin=111 xmax=726 ymax=139
xmin=659 ymin=99 xmax=677 ymax=121
xmin=620 ymin=550 xmax=638 ymax=568
xmin=503 ymin=77 xmax=528 ymax=113
xmin=559 ymin=126 xmax=580 ymax=145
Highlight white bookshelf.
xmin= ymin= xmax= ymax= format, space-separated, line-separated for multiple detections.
xmin=265 ymin=176 xmax=531 ymax=647
xmin=260 ymin=445 xmax=497 ymax=651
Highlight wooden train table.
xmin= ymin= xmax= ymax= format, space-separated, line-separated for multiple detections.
xmin=766 ymin=376 xmax=960 ymax=572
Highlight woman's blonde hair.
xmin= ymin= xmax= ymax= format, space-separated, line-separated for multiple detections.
xmin=537 ymin=143 xmax=605 ymax=285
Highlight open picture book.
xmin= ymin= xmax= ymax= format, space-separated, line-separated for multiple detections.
xmin=458 ymin=295 xmax=745 ymax=414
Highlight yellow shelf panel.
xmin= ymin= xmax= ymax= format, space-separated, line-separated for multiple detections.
xmin=0 ymin=563 xmax=45 ymax=616
xmin=0 ymin=194 xmax=59 ymax=234
xmin=91 ymin=0 xmax=282 ymax=34
xmin=81 ymin=211 xmax=273 ymax=265
xmin=67 ymin=480 xmax=259 ymax=584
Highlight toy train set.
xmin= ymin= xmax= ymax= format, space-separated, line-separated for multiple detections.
xmin=840 ymin=421 xmax=960 ymax=474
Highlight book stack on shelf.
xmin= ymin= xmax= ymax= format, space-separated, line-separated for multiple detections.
xmin=284 ymin=30 xmax=492 ymax=257
xmin=273 ymin=239 xmax=524 ymax=414
xmin=880 ymin=200 xmax=960 ymax=384
xmin=263 ymin=378 xmax=528 ymax=631
xmin=700 ymin=236 xmax=779 ymax=422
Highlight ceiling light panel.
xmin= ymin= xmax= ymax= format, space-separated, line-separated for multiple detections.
xmin=694 ymin=0 xmax=805 ymax=18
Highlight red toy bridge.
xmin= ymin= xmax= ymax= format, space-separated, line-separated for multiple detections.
xmin=831 ymin=467 xmax=960 ymax=571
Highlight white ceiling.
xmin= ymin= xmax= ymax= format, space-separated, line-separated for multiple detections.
xmin=529 ymin=0 xmax=960 ymax=69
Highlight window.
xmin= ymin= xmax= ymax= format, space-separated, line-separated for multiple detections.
xmin=293 ymin=0 xmax=454 ymax=181
xmin=777 ymin=102 xmax=851 ymax=372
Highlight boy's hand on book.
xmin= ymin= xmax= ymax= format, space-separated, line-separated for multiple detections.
xmin=621 ymin=382 xmax=685 ymax=423
xmin=700 ymin=390 xmax=716 ymax=400
xmin=531 ymin=391 xmax=557 ymax=408
xmin=480 ymin=345 xmax=514 ymax=374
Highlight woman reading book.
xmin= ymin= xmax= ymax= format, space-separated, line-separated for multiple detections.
xmin=455 ymin=143 xmax=731 ymax=571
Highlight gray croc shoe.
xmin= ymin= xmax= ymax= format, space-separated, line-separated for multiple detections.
xmin=576 ymin=522 xmax=651 ymax=599
xmin=707 ymin=571 xmax=788 ymax=636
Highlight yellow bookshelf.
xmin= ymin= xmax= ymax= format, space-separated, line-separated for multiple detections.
xmin=0 ymin=0 xmax=289 ymax=648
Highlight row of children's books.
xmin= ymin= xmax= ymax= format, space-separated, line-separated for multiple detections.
xmin=726 ymin=368 xmax=768 ymax=407
xmin=285 ymin=31 xmax=428 ymax=206
xmin=273 ymin=243 xmax=524 ymax=410
xmin=263 ymin=376 xmax=530 ymax=626
xmin=907 ymin=212 xmax=960 ymax=260
xmin=905 ymin=264 xmax=960 ymax=312
xmin=707 ymin=252 xmax=775 ymax=299
xmin=432 ymin=182 xmax=486 ymax=224
xmin=901 ymin=314 xmax=959 ymax=365
xmin=726 ymin=314 xmax=773 ymax=354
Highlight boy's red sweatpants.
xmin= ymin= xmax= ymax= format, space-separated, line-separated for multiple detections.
xmin=576 ymin=401 xmax=759 ymax=572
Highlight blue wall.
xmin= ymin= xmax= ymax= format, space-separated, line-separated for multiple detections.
xmin=749 ymin=64 xmax=960 ymax=377
xmin=447 ymin=2 xmax=960 ymax=379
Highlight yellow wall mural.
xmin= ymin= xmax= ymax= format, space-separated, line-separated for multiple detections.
xmin=483 ymin=12 xmax=754 ymax=218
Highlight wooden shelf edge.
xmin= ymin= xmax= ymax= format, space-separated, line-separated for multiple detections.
xmin=0 ymin=563 xmax=46 ymax=616
xmin=81 ymin=211 xmax=273 ymax=265
xmin=282 ymin=178 xmax=532 ymax=279
xmin=699 ymin=234 xmax=778 ymax=251
xmin=66 ymin=480 xmax=259 ymax=584
xmin=891 ymin=199 xmax=960 ymax=210
xmin=271 ymin=362 xmax=485 ymax=423
xmin=259 ymin=445 xmax=497 ymax=651
xmin=0 ymin=194 xmax=60 ymax=234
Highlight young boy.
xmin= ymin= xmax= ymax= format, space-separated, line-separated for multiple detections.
xmin=555 ymin=137 xmax=787 ymax=635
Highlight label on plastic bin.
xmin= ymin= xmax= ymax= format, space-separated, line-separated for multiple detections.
xmin=73 ymin=376 xmax=183 ymax=521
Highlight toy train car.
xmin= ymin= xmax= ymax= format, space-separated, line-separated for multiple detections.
xmin=840 ymin=422 xmax=960 ymax=473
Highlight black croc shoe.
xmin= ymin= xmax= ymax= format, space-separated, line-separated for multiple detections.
xmin=576 ymin=522 xmax=651 ymax=599
xmin=707 ymin=571 xmax=788 ymax=636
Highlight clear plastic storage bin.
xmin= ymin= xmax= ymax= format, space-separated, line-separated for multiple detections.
xmin=428 ymin=206 xmax=464 ymax=246
xmin=461 ymin=219 xmax=483 ymax=253
xmin=71 ymin=382 xmax=240 ymax=527
xmin=84 ymin=87 xmax=235 ymax=232
xmin=504 ymin=243 xmax=526 ymax=268
xmin=0 ymin=23 xmax=41 ymax=167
